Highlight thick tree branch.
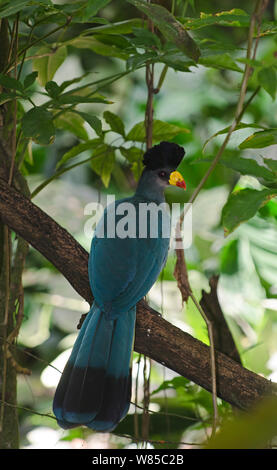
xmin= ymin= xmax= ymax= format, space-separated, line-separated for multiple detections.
xmin=0 ymin=177 xmax=275 ymax=410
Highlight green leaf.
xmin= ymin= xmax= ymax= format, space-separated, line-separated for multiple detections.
xmin=220 ymin=239 xmax=239 ymax=275
xmin=53 ymin=111 xmax=88 ymax=141
xmin=22 ymin=107 xmax=55 ymax=145
xmin=120 ymin=146 xmax=143 ymax=162
xmin=131 ymin=27 xmax=162 ymax=49
xmin=90 ymin=144 xmax=115 ymax=187
xmin=222 ymin=188 xmax=277 ymax=235
xmin=151 ymin=377 xmax=190 ymax=396
xmin=264 ymin=158 xmax=277 ymax=173
xmin=201 ymin=154 xmax=276 ymax=183
xmin=45 ymin=80 xmax=60 ymax=99
xmin=0 ymin=0 xmax=29 ymax=18
xmin=57 ymin=139 xmax=102 ymax=169
xmin=184 ymin=9 xmax=249 ymax=30
xmin=103 ymin=110 xmax=125 ymax=136
xmin=57 ymin=94 xmax=111 ymax=105
xmin=59 ymin=75 xmax=88 ymax=93
xmin=222 ymin=156 xmax=277 ymax=183
xmin=127 ymin=0 xmax=200 ymax=61
xmin=83 ymin=0 xmax=112 ymax=21
xmin=0 ymin=92 xmax=17 ymax=105
xmin=160 ymin=51 xmax=194 ymax=72
xmin=70 ymin=37 xmax=129 ymax=60
xmin=33 ymin=46 xmax=67 ymax=87
xmin=0 ymin=73 xmax=23 ymax=92
xmin=126 ymin=119 xmax=190 ymax=142
xmin=120 ymin=146 xmax=144 ymax=180
xmin=23 ymin=71 xmax=38 ymax=89
xmin=75 ymin=112 xmax=103 ymax=136
xmin=199 ymin=53 xmax=242 ymax=72
xmin=94 ymin=18 xmax=143 ymax=35
xmin=203 ymin=122 xmax=267 ymax=152
xmin=81 ymin=18 xmax=143 ymax=35
xmin=207 ymin=396 xmax=277 ymax=449
xmin=258 ymin=66 xmax=277 ymax=100
xmin=239 ymin=129 xmax=277 ymax=149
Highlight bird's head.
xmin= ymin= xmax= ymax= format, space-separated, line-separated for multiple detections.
xmin=142 ymin=142 xmax=186 ymax=190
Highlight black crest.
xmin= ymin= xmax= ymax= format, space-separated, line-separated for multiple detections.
xmin=143 ymin=141 xmax=185 ymax=171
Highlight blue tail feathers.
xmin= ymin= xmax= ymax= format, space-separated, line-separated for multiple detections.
xmin=53 ymin=302 xmax=136 ymax=432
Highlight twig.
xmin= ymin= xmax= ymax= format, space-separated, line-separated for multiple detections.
xmin=134 ymin=354 xmax=141 ymax=440
xmin=4 ymin=17 xmax=72 ymax=75
xmin=8 ymin=13 xmax=19 ymax=187
xmin=145 ymin=61 xmax=154 ymax=149
xmin=0 ymin=225 xmax=11 ymax=433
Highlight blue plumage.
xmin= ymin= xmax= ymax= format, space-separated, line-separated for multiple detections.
xmin=53 ymin=141 xmax=185 ymax=432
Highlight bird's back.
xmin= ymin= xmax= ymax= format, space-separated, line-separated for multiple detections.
xmin=88 ymin=195 xmax=170 ymax=319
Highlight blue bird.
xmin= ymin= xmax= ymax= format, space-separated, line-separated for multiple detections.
xmin=53 ymin=141 xmax=185 ymax=432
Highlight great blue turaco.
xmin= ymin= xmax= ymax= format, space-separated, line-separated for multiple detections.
xmin=53 ymin=141 xmax=186 ymax=432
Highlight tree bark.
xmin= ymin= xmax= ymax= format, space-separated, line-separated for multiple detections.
xmin=0 ymin=176 xmax=276 ymax=411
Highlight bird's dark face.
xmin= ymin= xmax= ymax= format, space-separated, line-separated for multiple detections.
xmin=156 ymin=169 xmax=171 ymax=187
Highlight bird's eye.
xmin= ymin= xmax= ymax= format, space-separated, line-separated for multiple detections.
xmin=159 ymin=171 xmax=166 ymax=178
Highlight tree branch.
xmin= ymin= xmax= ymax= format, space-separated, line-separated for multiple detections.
xmin=0 ymin=177 xmax=275 ymax=409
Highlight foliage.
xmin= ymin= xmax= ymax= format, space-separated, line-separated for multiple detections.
xmin=1 ymin=0 xmax=277 ymax=450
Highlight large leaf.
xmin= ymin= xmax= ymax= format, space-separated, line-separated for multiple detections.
xmin=222 ymin=188 xmax=277 ymax=235
xmin=264 ymin=158 xmax=277 ymax=174
xmin=207 ymin=396 xmax=277 ymax=449
xmin=0 ymin=0 xmax=30 ymax=17
xmin=120 ymin=147 xmax=144 ymax=180
xmin=53 ymin=111 xmax=88 ymax=141
xmin=258 ymin=66 xmax=277 ymax=100
xmin=90 ymin=144 xmax=115 ymax=187
xmin=126 ymin=120 xmax=190 ymax=142
xmin=57 ymin=94 xmax=111 ymax=105
xmin=81 ymin=18 xmax=143 ymax=35
xmin=199 ymin=52 xmax=242 ymax=73
xmin=33 ymin=46 xmax=67 ymax=87
xmin=22 ymin=107 xmax=55 ymax=145
xmin=120 ymin=146 xmax=143 ymax=162
xmin=127 ymin=0 xmax=200 ymax=61
xmin=0 ymin=73 xmax=23 ymax=92
xmin=70 ymin=37 xmax=129 ymax=60
xmin=196 ymin=153 xmax=276 ymax=183
xmin=184 ymin=9 xmax=249 ymax=30
xmin=239 ymin=129 xmax=277 ymax=149
xmin=103 ymin=110 xmax=125 ymax=136
xmin=160 ymin=51 xmax=195 ymax=72
xmin=24 ymin=71 xmax=38 ymax=89
xmin=203 ymin=122 xmax=267 ymax=152
xmin=75 ymin=112 xmax=103 ymax=137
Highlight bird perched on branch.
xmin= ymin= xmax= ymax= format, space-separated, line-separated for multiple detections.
xmin=53 ymin=141 xmax=186 ymax=432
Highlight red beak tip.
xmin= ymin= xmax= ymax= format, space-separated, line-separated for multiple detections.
xmin=176 ymin=181 xmax=186 ymax=190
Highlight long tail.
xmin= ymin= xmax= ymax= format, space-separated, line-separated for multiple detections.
xmin=53 ymin=302 xmax=136 ymax=432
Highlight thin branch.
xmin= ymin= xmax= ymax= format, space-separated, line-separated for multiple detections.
xmin=8 ymin=13 xmax=19 ymax=187
xmin=4 ymin=17 xmax=72 ymax=75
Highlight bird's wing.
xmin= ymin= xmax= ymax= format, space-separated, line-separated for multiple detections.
xmin=88 ymin=199 xmax=169 ymax=316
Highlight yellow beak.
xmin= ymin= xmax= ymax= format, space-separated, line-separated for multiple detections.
xmin=169 ymin=171 xmax=186 ymax=190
